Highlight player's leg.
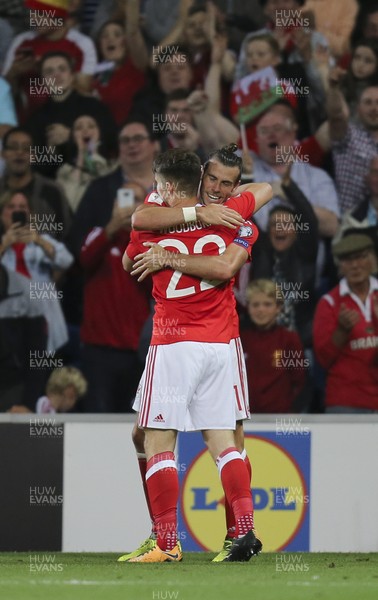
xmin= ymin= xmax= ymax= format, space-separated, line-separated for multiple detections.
xmin=130 ymin=428 xmax=182 ymax=562
xmin=203 ymin=428 xmax=261 ymax=562
xmin=118 ymin=421 xmax=156 ymax=563
xmin=221 ymin=420 xmax=246 ymax=543
xmin=216 ymin=339 xmax=254 ymax=553
xmin=189 ymin=342 xmax=260 ymax=561
xmin=118 ymin=355 xmax=155 ymax=562
xmin=129 ymin=342 xmax=202 ymax=563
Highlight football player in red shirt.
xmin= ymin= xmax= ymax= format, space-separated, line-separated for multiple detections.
xmin=119 ymin=149 xmax=271 ymax=563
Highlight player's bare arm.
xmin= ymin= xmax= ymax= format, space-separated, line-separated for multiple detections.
xmin=131 ymin=203 xmax=244 ymax=231
xmin=131 ymin=181 xmax=272 ymax=231
xmin=234 ymin=182 xmax=273 ymax=212
xmin=131 ymin=241 xmax=249 ymax=282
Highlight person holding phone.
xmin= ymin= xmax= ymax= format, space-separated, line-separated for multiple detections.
xmin=77 ymin=178 xmax=151 ymax=413
xmin=0 ymin=190 xmax=73 ymax=352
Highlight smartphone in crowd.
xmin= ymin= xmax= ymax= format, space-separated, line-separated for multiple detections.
xmin=117 ymin=188 xmax=135 ymax=208
xmin=12 ymin=211 xmax=28 ymax=226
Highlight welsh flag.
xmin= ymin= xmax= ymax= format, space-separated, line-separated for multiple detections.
xmin=231 ymin=67 xmax=284 ymax=125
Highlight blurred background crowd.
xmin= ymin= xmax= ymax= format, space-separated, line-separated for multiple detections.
xmin=0 ymin=0 xmax=377 ymax=414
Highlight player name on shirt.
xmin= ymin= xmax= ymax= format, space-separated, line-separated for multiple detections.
xmin=160 ymin=221 xmax=211 ymax=235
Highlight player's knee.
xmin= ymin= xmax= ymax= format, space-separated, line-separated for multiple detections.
xmin=132 ymin=422 xmax=145 ymax=453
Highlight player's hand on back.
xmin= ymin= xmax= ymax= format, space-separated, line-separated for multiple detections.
xmin=196 ymin=204 xmax=244 ymax=228
xmin=132 ymin=242 xmax=175 ymax=282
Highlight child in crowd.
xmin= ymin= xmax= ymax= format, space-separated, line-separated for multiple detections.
xmin=241 ymin=279 xmax=306 ymax=413
xmin=231 ymin=31 xmax=325 ymax=141
xmin=36 ymin=367 xmax=88 ymax=414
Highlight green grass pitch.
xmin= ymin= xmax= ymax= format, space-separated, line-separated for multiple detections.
xmin=1 ymin=552 xmax=378 ymax=600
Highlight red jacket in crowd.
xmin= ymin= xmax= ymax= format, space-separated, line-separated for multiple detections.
xmin=241 ymin=324 xmax=306 ymax=413
xmin=80 ymin=227 xmax=150 ymax=350
xmin=313 ymin=277 xmax=378 ymax=410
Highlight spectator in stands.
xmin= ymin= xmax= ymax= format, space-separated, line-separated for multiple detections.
xmin=0 ymin=127 xmax=71 ymax=238
xmin=336 ymin=156 xmax=378 ymax=262
xmin=56 ymin=114 xmax=115 ymax=212
xmin=25 ymin=51 xmax=117 ymax=178
xmin=338 ymin=39 xmax=378 ymax=119
xmin=210 ymin=0 xmax=266 ymax=53
xmin=93 ymin=0 xmax=148 ymax=126
xmin=241 ymin=278 xmax=306 ymax=413
xmin=249 ymin=171 xmax=318 ymax=350
xmin=0 ymin=190 xmax=73 ymax=352
xmin=0 ymin=77 xmax=18 ymax=178
xmin=259 ymin=0 xmax=334 ymax=64
xmin=0 ymin=18 xmax=15 ymax=72
xmin=0 ymin=263 xmax=47 ymax=411
xmin=351 ymin=1 xmax=378 ymax=48
xmin=158 ymin=89 xmax=206 ymax=160
xmin=36 ymin=366 xmax=87 ymax=413
xmin=158 ymin=83 xmax=240 ymax=158
xmin=128 ymin=45 xmax=194 ymax=136
xmin=327 ymin=79 xmax=378 ymax=214
xmin=67 ymin=119 xmax=154 ymax=412
xmin=249 ymin=104 xmax=339 ymax=240
xmin=313 ymin=233 xmax=378 ymax=413
xmin=158 ymin=1 xmax=236 ymax=86
xmin=0 ymin=78 xmax=18 ymax=141
xmin=68 ymin=118 xmax=158 ymax=254
xmin=232 ymin=31 xmax=325 ymax=137
xmin=2 ymin=0 xmax=97 ymax=121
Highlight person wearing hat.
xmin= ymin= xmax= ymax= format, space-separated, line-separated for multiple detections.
xmin=313 ymin=233 xmax=378 ymax=412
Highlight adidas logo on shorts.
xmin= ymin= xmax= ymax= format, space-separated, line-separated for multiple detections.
xmin=153 ymin=414 xmax=165 ymax=423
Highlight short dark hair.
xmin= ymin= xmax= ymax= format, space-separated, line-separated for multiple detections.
xmin=2 ymin=127 xmax=33 ymax=149
xmin=357 ymin=83 xmax=378 ymax=103
xmin=40 ymin=51 xmax=75 ymax=72
xmin=246 ymin=32 xmax=280 ymax=57
xmin=269 ymin=204 xmax=296 ymax=218
xmin=165 ymin=89 xmax=190 ymax=107
xmin=204 ymin=144 xmax=242 ymax=181
xmin=153 ymin=149 xmax=201 ymax=196
xmin=120 ymin=116 xmax=158 ymax=141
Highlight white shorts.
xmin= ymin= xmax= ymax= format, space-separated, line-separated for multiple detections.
xmin=133 ymin=341 xmax=235 ymax=431
xmin=230 ymin=337 xmax=250 ymax=421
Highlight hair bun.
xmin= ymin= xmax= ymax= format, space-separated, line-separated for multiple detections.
xmin=222 ymin=143 xmax=238 ymax=155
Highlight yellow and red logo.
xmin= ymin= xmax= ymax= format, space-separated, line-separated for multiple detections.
xmin=180 ymin=435 xmax=309 ymax=551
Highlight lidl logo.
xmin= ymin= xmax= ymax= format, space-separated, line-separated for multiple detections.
xmin=178 ymin=431 xmax=310 ymax=551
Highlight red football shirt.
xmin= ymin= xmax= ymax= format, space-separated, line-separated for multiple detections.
xmin=126 ymin=193 xmax=257 ymax=345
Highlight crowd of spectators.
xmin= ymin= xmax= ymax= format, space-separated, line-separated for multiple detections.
xmin=0 ymin=0 xmax=377 ymax=413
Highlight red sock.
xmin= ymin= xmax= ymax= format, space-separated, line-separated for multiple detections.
xmin=146 ymin=452 xmax=179 ymax=551
xmin=136 ymin=453 xmax=155 ymax=531
xmin=224 ymin=449 xmax=253 ymax=538
xmin=217 ymin=447 xmax=254 ymax=537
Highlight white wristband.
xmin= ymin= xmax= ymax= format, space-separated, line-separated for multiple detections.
xmin=182 ymin=206 xmax=197 ymax=223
